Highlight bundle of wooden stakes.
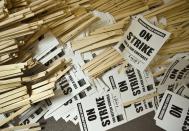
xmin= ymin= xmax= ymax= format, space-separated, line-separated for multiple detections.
xmin=0 ymin=58 xmax=71 ymax=126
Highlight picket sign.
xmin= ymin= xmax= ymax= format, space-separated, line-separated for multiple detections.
xmin=115 ymin=15 xmax=171 ymax=71
xmin=154 ymin=91 xmax=189 ymax=131
xmin=77 ymin=89 xmax=127 ymax=131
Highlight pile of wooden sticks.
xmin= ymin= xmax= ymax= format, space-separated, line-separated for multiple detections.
xmin=0 ymin=0 xmax=188 ymax=129
xmin=0 ymin=58 xmax=71 ymax=126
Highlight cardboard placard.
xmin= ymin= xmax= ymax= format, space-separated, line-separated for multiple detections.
xmin=154 ymin=90 xmax=189 ymax=131
xmin=124 ymin=97 xmax=154 ymax=121
xmin=102 ymin=65 xmax=155 ymax=103
xmin=47 ymin=86 xmax=97 ymax=121
xmin=154 ymin=58 xmax=189 ymax=110
xmin=160 ymin=59 xmax=189 ymax=86
xmin=115 ymin=15 xmax=170 ymax=71
xmin=77 ymin=89 xmax=127 ymax=131
xmin=46 ymin=64 xmax=91 ymax=111
xmin=102 ymin=65 xmax=155 ymax=122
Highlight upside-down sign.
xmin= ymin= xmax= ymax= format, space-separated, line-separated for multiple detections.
xmin=115 ymin=15 xmax=171 ymax=71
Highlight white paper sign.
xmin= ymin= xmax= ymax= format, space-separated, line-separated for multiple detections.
xmin=46 ymin=64 xmax=91 ymax=112
xmin=47 ymin=86 xmax=97 ymax=121
xmin=153 ymin=58 xmax=189 ymax=110
xmin=102 ymin=65 xmax=155 ymax=103
xmin=77 ymin=90 xmax=127 ymax=131
xmin=124 ymin=97 xmax=154 ymax=121
xmin=154 ymin=90 xmax=189 ymax=131
xmin=115 ymin=15 xmax=171 ymax=71
xmin=154 ymin=82 xmax=180 ymax=110
xmin=102 ymin=65 xmax=155 ymax=121
xmin=160 ymin=58 xmax=189 ymax=85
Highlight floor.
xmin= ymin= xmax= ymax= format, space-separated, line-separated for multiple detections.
xmin=44 ymin=112 xmax=164 ymax=131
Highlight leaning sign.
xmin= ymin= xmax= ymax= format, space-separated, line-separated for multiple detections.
xmin=115 ymin=15 xmax=171 ymax=71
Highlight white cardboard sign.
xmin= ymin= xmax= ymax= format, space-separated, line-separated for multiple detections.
xmin=153 ymin=82 xmax=179 ymax=111
xmin=154 ymin=90 xmax=189 ymax=131
xmin=115 ymin=15 xmax=170 ymax=71
xmin=124 ymin=97 xmax=154 ymax=121
xmin=77 ymin=90 xmax=127 ymax=131
xmin=48 ymin=86 xmax=97 ymax=121
xmin=46 ymin=64 xmax=91 ymax=112
xmin=102 ymin=65 xmax=155 ymax=121
xmin=160 ymin=58 xmax=189 ymax=85
xmin=102 ymin=65 xmax=155 ymax=103
xmin=153 ymin=58 xmax=189 ymax=110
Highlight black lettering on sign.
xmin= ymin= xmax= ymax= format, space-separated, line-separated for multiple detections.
xmin=169 ymin=104 xmax=183 ymax=118
xmin=118 ymin=81 xmax=128 ymax=92
xmin=176 ymin=64 xmax=189 ymax=81
xmin=23 ymin=119 xmax=30 ymax=125
xmin=69 ymin=75 xmax=78 ymax=89
xmin=86 ymin=108 xmax=97 ymax=121
xmin=158 ymin=94 xmax=172 ymax=120
xmin=126 ymin=68 xmax=141 ymax=96
xmin=96 ymin=96 xmax=111 ymax=127
xmin=128 ymin=54 xmax=141 ymax=64
xmin=182 ymin=109 xmax=189 ymax=131
xmin=124 ymin=104 xmax=131 ymax=108
xmin=64 ymin=99 xmax=72 ymax=106
xmin=63 ymin=87 xmax=72 ymax=95
xmin=77 ymin=103 xmax=88 ymax=131
xmin=109 ymin=76 xmax=117 ymax=90
xmin=170 ymin=69 xmax=179 ymax=79
xmin=59 ymin=80 xmax=69 ymax=90
xmin=126 ymin=32 xmax=154 ymax=57
xmin=134 ymin=102 xmax=144 ymax=113
xmin=139 ymin=30 xmax=152 ymax=42
xmin=138 ymin=18 xmax=166 ymax=38
xmin=168 ymin=84 xmax=176 ymax=91
xmin=133 ymin=49 xmax=148 ymax=61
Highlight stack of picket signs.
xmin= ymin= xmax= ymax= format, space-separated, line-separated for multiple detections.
xmin=0 ymin=0 xmax=189 ymax=131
